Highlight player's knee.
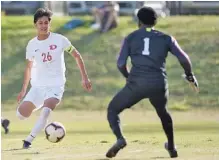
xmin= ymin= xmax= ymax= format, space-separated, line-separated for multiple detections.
xmin=156 ymin=108 xmax=168 ymax=117
xmin=107 ymin=107 xmax=118 ymax=125
xmin=107 ymin=99 xmax=113 ymax=110
xmin=107 ymin=100 xmax=118 ymax=114
xmin=44 ymin=98 xmax=60 ymax=111
xmin=108 ymin=99 xmax=127 ymax=116
xmin=107 ymin=102 xmax=123 ymax=121
xmin=16 ymin=105 xmax=33 ymax=120
xmin=16 ymin=101 xmax=35 ymax=119
xmin=16 ymin=109 xmax=27 ymax=120
xmin=107 ymin=101 xmax=115 ymax=115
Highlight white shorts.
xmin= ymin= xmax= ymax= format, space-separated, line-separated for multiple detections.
xmin=22 ymin=86 xmax=64 ymax=111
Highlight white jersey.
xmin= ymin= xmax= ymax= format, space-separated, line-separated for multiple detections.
xmin=26 ymin=32 xmax=74 ymax=87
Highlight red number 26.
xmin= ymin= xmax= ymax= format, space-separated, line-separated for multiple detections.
xmin=42 ymin=52 xmax=52 ymax=62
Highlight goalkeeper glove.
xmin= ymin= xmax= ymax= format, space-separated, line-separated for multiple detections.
xmin=182 ymin=73 xmax=199 ymax=93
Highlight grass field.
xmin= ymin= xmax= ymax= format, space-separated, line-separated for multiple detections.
xmin=1 ymin=16 xmax=219 ymax=110
xmin=1 ymin=15 xmax=219 ymax=160
xmin=2 ymin=109 xmax=219 ymax=160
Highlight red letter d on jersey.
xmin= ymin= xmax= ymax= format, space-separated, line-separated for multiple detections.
xmin=49 ymin=45 xmax=57 ymax=50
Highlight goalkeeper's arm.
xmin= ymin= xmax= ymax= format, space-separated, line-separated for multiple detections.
xmin=117 ymin=37 xmax=130 ymax=78
xmin=169 ymin=36 xmax=199 ymax=92
xmin=169 ymin=36 xmax=192 ymax=76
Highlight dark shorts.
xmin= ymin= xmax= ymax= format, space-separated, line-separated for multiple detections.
xmin=108 ymin=78 xmax=168 ymax=112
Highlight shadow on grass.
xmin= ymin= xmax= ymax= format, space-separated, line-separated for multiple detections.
xmin=96 ymin=159 xmax=137 ymax=160
xmin=150 ymin=157 xmax=167 ymax=159
xmin=2 ymin=148 xmax=40 ymax=156
xmin=2 ymin=148 xmax=24 ymax=151
xmin=12 ymin=152 xmax=40 ymax=155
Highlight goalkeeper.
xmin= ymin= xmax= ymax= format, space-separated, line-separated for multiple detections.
xmin=106 ymin=6 xmax=199 ymax=159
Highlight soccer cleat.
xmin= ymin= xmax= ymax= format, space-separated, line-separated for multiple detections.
xmin=165 ymin=142 xmax=178 ymax=158
xmin=2 ymin=119 xmax=10 ymax=134
xmin=106 ymin=138 xmax=127 ymax=158
xmin=22 ymin=140 xmax=31 ymax=149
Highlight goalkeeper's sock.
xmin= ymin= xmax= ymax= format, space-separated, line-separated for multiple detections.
xmin=158 ymin=110 xmax=174 ymax=150
xmin=107 ymin=109 xmax=124 ymax=140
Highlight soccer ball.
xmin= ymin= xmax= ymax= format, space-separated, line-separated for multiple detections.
xmin=45 ymin=122 xmax=66 ymax=143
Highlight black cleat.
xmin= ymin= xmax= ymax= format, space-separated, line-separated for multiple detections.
xmin=165 ymin=142 xmax=178 ymax=158
xmin=106 ymin=138 xmax=127 ymax=158
xmin=23 ymin=140 xmax=31 ymax=149
xmin=2 ymin=119 xmax=10 ymax=134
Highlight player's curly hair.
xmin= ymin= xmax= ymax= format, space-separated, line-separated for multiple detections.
xmin=137 ymin=7 xmax=158 ymax=26
xmin=34 ymin=8 xmax=53 ymax=24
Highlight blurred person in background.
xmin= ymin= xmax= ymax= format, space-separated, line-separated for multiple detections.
xmin=91 ymin=1 xmax=119 ymax=33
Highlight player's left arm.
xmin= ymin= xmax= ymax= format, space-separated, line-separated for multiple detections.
xmin=169 ymin=37 xmax=192 ymax=76
xmin=169 ymin=36 xmax=199 ymax=92
xmin=117 ymin=37 xmax=130 ymax=78
xmin=65 ymin=45 xmax=92 ymax=92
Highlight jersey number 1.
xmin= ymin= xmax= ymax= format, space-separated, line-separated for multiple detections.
xmin=142 ymin=38 xmax=150 ymax=55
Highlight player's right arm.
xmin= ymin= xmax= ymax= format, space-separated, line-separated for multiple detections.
xmin=17 ymin=42 xmax=34 ymax=103
xmin=17 ymin=60 xmax=33 ymax=103
xmin=22 ymin=60 xmax=33 ymax=91
xmin=117 ymin=37 xmax=130 ymax=78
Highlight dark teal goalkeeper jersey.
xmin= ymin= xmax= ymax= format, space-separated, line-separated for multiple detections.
xmin=117 ymin=27 xmax=192 ymax=81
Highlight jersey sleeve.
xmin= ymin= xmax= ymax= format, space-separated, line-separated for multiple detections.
xmin=26 ymin=42 xmax=34 ymax=61
xmin=169 ymin=36 xmax=192 ymax=75
xmin=117 ymin=37 xmax=130 ymax=78
xmin=62 ymin=36 xmax=75 ymax=54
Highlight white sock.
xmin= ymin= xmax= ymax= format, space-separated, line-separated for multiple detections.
xmin=25 ymin=107 xmax=52 ymax=143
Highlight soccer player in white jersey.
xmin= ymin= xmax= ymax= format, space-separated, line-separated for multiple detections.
xmin=16 ymin=8 xmax=92 ymax=149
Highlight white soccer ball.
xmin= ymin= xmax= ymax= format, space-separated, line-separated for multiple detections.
xmin=45 ymin=122 xmax=66 ymax=143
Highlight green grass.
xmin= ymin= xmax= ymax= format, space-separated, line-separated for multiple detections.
xmin=2 ymin=16 xmax=219 ymax=160
xmin=2 ymin=109 xmax=219 ymax=160
xmin=1 ymin=15 xmax=219 ymax=110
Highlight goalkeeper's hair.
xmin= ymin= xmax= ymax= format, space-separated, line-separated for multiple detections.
xmin=137 ymin=7 xmax=158 ymax=26
xmin=34 ymin=8 xmax=53 ymax=24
